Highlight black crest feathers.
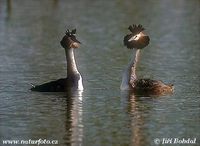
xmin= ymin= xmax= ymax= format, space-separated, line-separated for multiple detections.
xmin=128 ymin=24 xmax=145 ymax=36
xmin=65 ymin=29 xmax=77 ymax=36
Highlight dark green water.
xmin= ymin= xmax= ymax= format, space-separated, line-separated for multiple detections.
xmin=0 ymin=0 xmax=199 ymax=146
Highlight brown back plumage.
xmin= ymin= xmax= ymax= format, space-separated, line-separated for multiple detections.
xmin=131 ymin=78 xmax=174 ymax=96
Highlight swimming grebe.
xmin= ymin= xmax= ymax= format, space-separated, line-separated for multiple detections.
xmin=31 ymin=29 xmax=83 ymax=92
xmin=120 ymin=24 xmax=173 ymax=96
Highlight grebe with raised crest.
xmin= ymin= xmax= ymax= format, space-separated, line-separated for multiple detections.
xmin=31 ymin=29 xmax=83 ymax=92
xmin=121 ymin=24 xmax=174 ymax=96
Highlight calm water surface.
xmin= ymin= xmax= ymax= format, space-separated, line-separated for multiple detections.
xmin=0 ymin=0 xmax=199 ymax=146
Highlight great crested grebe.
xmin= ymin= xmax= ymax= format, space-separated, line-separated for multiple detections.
xmin=31 ymin=29 xmax=83 ymax=92
xmin=120 ymin=24 xmax=174 ymax=96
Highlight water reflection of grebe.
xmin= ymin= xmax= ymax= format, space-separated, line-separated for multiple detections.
xmin=121 ymin=91 xmax=151 ymax=146
xmin=31 ymin=29 xmax=83 ymax=92
xmin=65 ymin=91 xmax=83 ymax=146
xmin=120 ymin=24 xmax=174 ymax=96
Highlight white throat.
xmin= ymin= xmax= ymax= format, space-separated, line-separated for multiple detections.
xmin=65 ymin=48 xmax=84 ymax=90
xmin=66 ymin=48 xmax=79 ymax=75
xmin=120 ymin=49 xmax=140 ymax=90
xmin=77 ymin=75 xmax=84 ymax=91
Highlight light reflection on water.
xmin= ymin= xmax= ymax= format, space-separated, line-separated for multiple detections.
xmin=0 ymin=0 xmax=199 ymax=146
xmin=64 ymin=91 xmax=83 ymax=146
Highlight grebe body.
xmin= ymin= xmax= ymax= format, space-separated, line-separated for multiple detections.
xmin=121 ymin=24 xmax=173 ymax=96
xmin=31 ymin=29 xmax=83 ymax=92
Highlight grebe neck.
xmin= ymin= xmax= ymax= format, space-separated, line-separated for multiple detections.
xmin=65 ymin=48 xmax=83 ymax=90
xmin=120 ymin=49 xmax=140 ymax=90
xmin=65 ymin=48 xmax=79 ymax=76
xmin=130 ymin=49 xmax=140 ymax=83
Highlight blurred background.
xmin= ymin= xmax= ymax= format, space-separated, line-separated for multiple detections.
xmin=0 ymin=0 xmax=199 ymax=146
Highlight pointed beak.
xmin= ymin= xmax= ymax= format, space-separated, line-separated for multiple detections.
xmin=76 ymin=39 xmax=81 ymax=44
xmin=128 ymin=33 xmax=142 ymax=42
xmin=128 ymin=36 xmax=135 ymax=42
xmin=71 ymin=36 xmax=81 ymax=44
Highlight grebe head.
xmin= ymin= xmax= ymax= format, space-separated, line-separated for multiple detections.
xmin=124 ymin=24 xmax=150 ymax=49
xmin=60 ymin=29 xmax=81 ymax=49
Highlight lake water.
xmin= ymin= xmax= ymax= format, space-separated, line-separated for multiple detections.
xmin=0 ymin=0 xmax=199 ymax=146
